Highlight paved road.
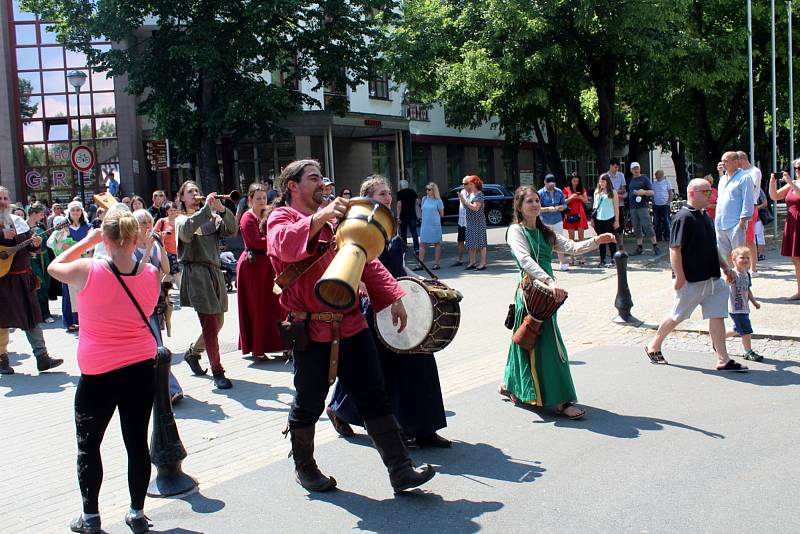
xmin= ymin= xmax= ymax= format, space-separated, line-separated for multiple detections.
xmin=2 ymin=226 xmax=799 ymax=533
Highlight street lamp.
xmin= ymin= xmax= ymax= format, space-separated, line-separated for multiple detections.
xmin=67 ymin=70 xmax=88 ymax=205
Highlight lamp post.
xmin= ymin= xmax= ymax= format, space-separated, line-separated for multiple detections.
xmin=67 ymin=71 xmax=88 ymax=205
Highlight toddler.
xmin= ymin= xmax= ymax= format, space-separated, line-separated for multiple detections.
xmin=727 ymin=246 xmax=762 ymax=361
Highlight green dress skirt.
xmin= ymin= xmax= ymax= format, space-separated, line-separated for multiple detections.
xmin=502 ymin=226 xmax=577 ymax=407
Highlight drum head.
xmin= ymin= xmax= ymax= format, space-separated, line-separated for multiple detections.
xmin=376 ymin=278 xmax=433 ymax=351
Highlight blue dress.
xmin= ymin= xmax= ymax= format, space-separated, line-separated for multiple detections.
xmin=419 ymin=197 xmax=444 ymax=244
xmin=62 ymin=223 xmax=90 ymax=328
xmin=328 ymin=235 xmax=447 ymax=438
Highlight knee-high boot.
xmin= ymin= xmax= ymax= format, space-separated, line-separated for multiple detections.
xmin=290 ymin=426 xmax=337 ymax=492
xmin=365 ymin=415 xmax=435 ymax=493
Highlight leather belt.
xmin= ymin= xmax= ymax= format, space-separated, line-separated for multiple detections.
xmin=292 ymin=310 xmax=343 ymax=385
xmin=246 ymin=248 xmax=267 ymax=255
xmin=8 ymin=268 xmax=33 ymax=275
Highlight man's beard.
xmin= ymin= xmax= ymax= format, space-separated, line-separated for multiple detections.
xmin=0 ymin=207 xmax=13 ymax=228
xmin=312 ymin=190 xmax=324 ymax=205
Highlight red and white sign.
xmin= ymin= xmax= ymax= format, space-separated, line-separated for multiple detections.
xmin=70 ymin=145 xmax=95 ymax=172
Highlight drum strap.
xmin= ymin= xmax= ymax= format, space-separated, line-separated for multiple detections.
xmin=290 ymin=311 xmax=343 ymax=385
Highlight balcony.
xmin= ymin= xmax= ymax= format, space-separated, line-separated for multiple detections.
xmin=404 ymin=103 xmax=429 ymax=121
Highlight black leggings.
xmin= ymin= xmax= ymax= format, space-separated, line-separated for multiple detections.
xmin=593 ymin=217 xmax=618 ymax=262
xmin=75 ymin=359 xmax=155 ymax=514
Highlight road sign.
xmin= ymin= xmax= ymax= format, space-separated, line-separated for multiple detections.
xmin=70 ymin=145 xmax=95 ymax=172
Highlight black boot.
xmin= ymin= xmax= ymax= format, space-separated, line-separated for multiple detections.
xmin=36 ymin=352 xmax=63 ymax=372
xmin=290 ymin=426 xmax=337 ymax=492
xmin=365 ymin=415 xmax=435 ymax=494
xmin=183 ymin=347 xmax=207 ymax=376
xmin=0 ymin=353 xmax=14 ymax=375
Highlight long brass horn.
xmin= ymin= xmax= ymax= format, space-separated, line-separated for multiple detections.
xmin=195 ymin=190 xmax=241 ymax=203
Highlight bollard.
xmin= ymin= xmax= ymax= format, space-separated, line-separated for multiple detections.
xmin=612 ymin=250 xmax=640 ymax=324
xmin=147 ymin=347 xmax=198 ymax=497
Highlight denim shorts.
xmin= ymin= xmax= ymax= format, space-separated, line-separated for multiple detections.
xmin=729 ymin=312 xmax=753 ymax=336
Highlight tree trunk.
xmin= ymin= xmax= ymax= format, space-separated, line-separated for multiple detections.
xmin=533 ymin=118 xmax=565 ymax=181
xmin=667 ymin=140 xmax=689 ymax=197
xmin=197 ymin=69 xmax=221 ymax=194
xmin=593 ymin=64 xmax=615 ymax=174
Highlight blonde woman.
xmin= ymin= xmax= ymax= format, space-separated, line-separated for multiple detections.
xmin=418 ymin=182 xmax=444 ymax=270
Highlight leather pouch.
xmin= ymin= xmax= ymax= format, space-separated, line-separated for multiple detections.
xmin=504 ymin=303 xmax=516 ymax=330
xmin=278 ymin=318 xmax=309 ymax=351
xmin=511 ymin=315 xmax=545 ymax=350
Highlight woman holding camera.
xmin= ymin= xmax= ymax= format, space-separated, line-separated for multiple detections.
xmin=49 ymin=209 xmax=160 ymax=534
xmin=769 ymin=161 xmax=800 ymax=300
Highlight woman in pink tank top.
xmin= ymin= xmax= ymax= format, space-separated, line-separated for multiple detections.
xmin=48 ymin=207 xmax=159 ymax=534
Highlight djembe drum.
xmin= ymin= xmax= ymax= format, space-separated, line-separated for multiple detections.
xmin=314 ymin=197 xmax=396 ymax=310
xmin=511 ymin=277 xmax=568 ymax=350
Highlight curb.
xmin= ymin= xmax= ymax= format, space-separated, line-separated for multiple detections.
xmin=616 ymin=321 xmax=800 ymax=342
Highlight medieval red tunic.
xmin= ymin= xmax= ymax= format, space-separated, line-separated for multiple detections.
xmin=237 ymin=210 xmax=285 ymax=355
xmin=0 ymin=224 xmax=42 ymax=330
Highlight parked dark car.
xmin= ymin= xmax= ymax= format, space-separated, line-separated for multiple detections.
xmin=443 ymin=184 xmax=515 ymax=226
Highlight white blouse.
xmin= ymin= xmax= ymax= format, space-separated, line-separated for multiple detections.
xmin=506 ymin=224 xmax=599 ymax=283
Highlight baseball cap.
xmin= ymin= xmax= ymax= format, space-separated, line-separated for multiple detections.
xmin=544 ymin=174 xmax=556 ymax=183
xmin=322 ymin=177 xmax=334 ymax=186
xmin=630 ymin=162 xmax=641 ymax=169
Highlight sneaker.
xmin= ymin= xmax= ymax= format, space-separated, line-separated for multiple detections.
xmin=70 ymin=514 xmax=101 ymax=533
xmin=744 ymin=350 xmax=763 ymax=362
xmin=213 ymin=372 xmax=233 ymax=389
xmin=44 ymin=316 xmax=56 ymax=324
xmin=758 ymin=254 xmax=766 ymax=261
xmin=559 ymin=263 xmax=570 ymax=271
xmin=124 ymin=512 xmax=152 ymax=533
xmin=652 ymin=245 xmax=661 ymax=255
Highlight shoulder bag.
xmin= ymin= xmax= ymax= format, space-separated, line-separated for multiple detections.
xmin=590 ymin=195 xmax=605 ymax=220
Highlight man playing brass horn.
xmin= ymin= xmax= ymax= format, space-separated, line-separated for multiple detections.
xmin=175 ymin=180 xmax=237 ymax=390
xmin=266 ymin=159 xmax=435 ymax=494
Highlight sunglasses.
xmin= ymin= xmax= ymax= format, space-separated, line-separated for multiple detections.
xmin=426 ymin=188 xmax=432 ymax=191
xmin=794 ymin=167 xmax=800 ymax=170
xmin=342 ymin=191 xmax=352 ymax=196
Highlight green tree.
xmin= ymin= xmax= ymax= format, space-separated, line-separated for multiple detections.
xmin=386 ymin=0 xmax=675 ymax=181
xmin=23 ymin=0 xmax=393 ymax=192
xmin=19 ymin=78 xmax=38 ymax=122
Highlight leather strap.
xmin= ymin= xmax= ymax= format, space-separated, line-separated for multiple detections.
xmin=274 ymin=241 xmax=332 ymax=291
xmin=7 ymin=268 xmax=33 ymax=275
xmin=291 ymin=310 xmax=343 ymax=385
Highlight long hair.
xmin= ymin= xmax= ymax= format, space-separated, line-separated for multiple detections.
xmin=512 ymin=186 xmax=556 ymax=246
xmin=248 ymin=181 xmax=267 ymax=199
xmin=568 ymin=173 xmax=585 ymax=193
xmin=426 ymin=182 xmax=441 ymax=199
xmin=176 ymin=180 xmax=201 ymax=213
xmin=269 ymin=159 xmax=321 ymax=215
xmin=595 ymin=173 xmax=614 ymax=196
xmin=130 ymin=195 xmax=147 ymax=211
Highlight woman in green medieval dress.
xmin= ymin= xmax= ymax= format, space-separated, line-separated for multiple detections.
xmin=500 ymin=186 xmax=616 ymax=419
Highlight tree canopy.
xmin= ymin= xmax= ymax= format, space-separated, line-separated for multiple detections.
xmin=23 ymin=0 xmax=394 ymax=192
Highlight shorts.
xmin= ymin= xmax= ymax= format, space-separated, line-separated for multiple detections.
xmin=630 ymin=207 xmax=654 ymax=239
xmin=745 ymin=211 xmax=758 ymax=244
xmin=755 ymin=220 xmax=765 ymax=246
xmin=670 ymin=277 xmax=729 ymax=322
xmin=716 ymin=225 xmax=745 ymax=259
xmin=545 ymin=221 xmax=564 ymax=235
xmin=457 ymin=225 xmax=466 ymax=243
xmin=729 ymin=312 xmax=753 ymax=336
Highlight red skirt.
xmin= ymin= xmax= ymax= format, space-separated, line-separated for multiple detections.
xmin=236 ymin=253 xmax=285 ymax=355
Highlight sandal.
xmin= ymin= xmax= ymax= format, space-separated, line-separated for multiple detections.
xmin=498 ymin=385 xmax=520 ymax=404
xmin=716 ymin=359 xmax=748 ymax=372
xmin=644 ymin=345 xmax=668 ymax=364
xmin=432 ymin=264 xmax=440 ymax=270
xmin=66 ymin=324 xmax=79 ymax=333
xmin=475 ymin=265 xmax=487 ymax=271
xmin=465 ymin=264 xmax=477 ymax=270
xmin=555 ymin=401 xmax=586 ymax=420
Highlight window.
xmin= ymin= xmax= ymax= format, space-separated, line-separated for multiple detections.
xmin=368 ymin=72 xmax=389 ymax=100
xmin=478 ymin=146 xmax=494 ymax=181
xmin=404 ymin=103 xmax=429 ymax=121
xmin=583 ymin=159 xmax=598 ymax=190
xmin=447 ymin=145 xmax=463 ymax=188
xmin=372 ymin=142 xmax=391 ymax=177
xmin=561 ymin=158 xmax=578 ymax=176
xmin=412 ymin=144 xmax=430 ymax=190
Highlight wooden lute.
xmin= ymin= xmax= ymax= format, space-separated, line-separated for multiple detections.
xmin=0 ymin=221 xmax=68 ymax=278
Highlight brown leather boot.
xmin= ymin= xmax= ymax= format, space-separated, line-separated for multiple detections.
xmin=35 ymin=352 xmax=63 ymax=372
xmin=290 ymin=426 xmax=336 ymax=492
xmin=365 ymin=415 xmax=435 ymax=494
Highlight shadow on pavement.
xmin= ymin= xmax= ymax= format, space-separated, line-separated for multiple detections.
xmin=152 ymin=530 xmax=203 ymax=534
xmin=173 ymin=397 xmax=228 ymax=423
xmin=213 ymin=379 xmax=294 ymax=413
xmin=669 ymin=364 xmax=800 ymax=387
xmin=423 ymin=441 xmax=545 ymax=485
xmin=176 ymin=489 xmax=226 ymax=514
xmin=514 ymin=404 xmax=725 ymax=439
xmin=309 ymin=489 xmax=503 ymax=534
xmin=0 ymin=370 xmax=76 ymax=396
